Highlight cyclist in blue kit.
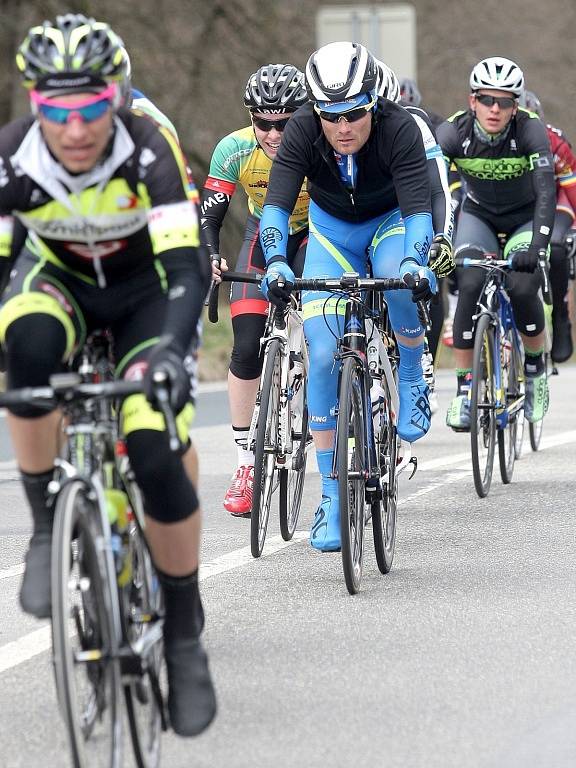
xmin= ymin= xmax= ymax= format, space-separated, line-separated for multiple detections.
xmin=259 ymin=42 xmax=437 ymax=552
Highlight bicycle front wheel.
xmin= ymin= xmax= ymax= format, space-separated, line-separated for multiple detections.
xmin=470 ymin=314 xmax=496 ymax=498
xmin=251 ymin=338 xmax=282 ymax=557
xmin=337 ymin=357 xmax=368 ymax=595
xmin=371 ymin=374 xmax=398 ymax=575
xmin=279 ymin=373 xmax=309 ymax=541
xmin=498 ymin=328 xmax=523 ymax=483
xmin=123 ymin=482 xmax=165 ymax=768
xmin=52 ymin=480 xmax=122 ymax=768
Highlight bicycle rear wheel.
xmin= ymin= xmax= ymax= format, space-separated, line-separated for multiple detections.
xmin=52 ymin=480 xmax=122 ymax=768
xmin=279 ymin=374 xmax=309 ymax=541
xmin=371 ymin=374 xmax=398 ymax=574
xmin=337 ymin=357 xmax=368 ymax=595
xmin=251 ymin=338 xmax=282 ymax=557
xmin=123 ymin=482 xmax=166 ymax=768
xmin=470 ymin=314 xmax=496 ymax=498
xmin=498 ymin=328 xmax=523 ymax=483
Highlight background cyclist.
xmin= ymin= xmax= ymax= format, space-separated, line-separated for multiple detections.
xmin=201 ymin=64 xmax=309 ymax=517
xmin=376 ymin=61 xmax=455 ymax=413
xmin=437 ymin=57 xmax=556 ymax=430
xmin=519 ymin=89 xmax=575 ymax=363
xmin=259 ymin=42 xmax=436 ymax=552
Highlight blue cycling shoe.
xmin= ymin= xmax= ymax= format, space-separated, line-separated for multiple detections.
xmin=398 ymin=377 xmax=431 ymax=442
xmin=309 ymin=495 xmax=341 ymax=552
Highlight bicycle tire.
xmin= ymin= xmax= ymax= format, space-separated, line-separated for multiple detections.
xmin=123 ymin=482 xmax=165 ymax=768
xmin=371 ymin=373 xmax=398 ymax=575
xmin=51 ymin=480 xmax=122 ymax=768
xmin=279 ymin=374 xmax=309 ymax=541
xmin=470 ymin=314 xmax=496 ymax=498
xmin=529 ymin=418 xmax=544 ymax=451
xmin=337 ymin=357 xmax=367 ymax=595
xmin=251 ymin=338 xmax=282 ymax=557
xmin=498 ymin=327 xmax=522 ymax=483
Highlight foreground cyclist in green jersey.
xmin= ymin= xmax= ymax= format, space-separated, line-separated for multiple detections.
xmin=437 ymin=57 xmax=556 ymax=429
xmin=0 ymin=14 xmax=215 ymax=736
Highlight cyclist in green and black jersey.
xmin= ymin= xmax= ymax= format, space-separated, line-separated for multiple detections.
xmin=437 ymin=57 xmax=556 ymax=430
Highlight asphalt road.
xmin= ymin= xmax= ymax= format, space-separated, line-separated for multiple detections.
xmin=1 ymin=367 xmax=575 ymax=768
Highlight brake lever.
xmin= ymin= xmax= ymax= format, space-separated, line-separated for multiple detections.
xmin=152 ymin=371 xmax=182 ymax=453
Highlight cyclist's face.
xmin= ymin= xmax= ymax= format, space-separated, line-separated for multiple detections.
xmin=470 ymin=89 xmax=518 ymax=134
xmin=37 ymin=91 xmax=114 ymax=173
xmin=251 ymin=112 xmax=292 ymax=160
xmin=320 ymin=111 xmax=372 ymax=155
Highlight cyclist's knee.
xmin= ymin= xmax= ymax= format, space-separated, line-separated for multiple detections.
xmin=2 ymin=312 xmax=69 ymax=417
xmin=126 ymin=428 xmax=199 ymax=522
xmin=386 ymin=290 xmax=421 ymax=337
xmin=229 ymin=314 xmax=265 ymax=379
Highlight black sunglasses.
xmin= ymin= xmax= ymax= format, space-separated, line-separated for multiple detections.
xmin=314 ymin=103 xmax=373 ymax=124
xmin=474 ymin=94 xmax=517 ymax=110
xmin=251 ymin=115 xmax=291 ymax=132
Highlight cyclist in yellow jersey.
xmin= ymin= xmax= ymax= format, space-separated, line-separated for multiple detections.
xmin=202 ymin=64 xmax=309 ymax=517
xmin=0 ymin=14 xmax=215 ymax=736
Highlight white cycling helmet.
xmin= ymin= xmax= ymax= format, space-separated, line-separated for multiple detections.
xmin=469 ymin=56 xmax=524 ymax=96
xmin=375 ymin=59 xmax=401 ymax=102
xmin=305 ymin=41 xmax=378 ymax=103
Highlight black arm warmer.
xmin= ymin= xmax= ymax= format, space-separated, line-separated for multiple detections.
xmin=159 ymin=246 xmax=211 ymax=353
xmin=200 ymin=188 xmax=231 ymax=256
xmin=531 ymin=163 xmax=556 ymax=251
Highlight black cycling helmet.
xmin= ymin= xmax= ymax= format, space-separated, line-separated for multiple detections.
xmin=399 ymin=77 xmax=421 ymax=107
xmin=244 ymin=64 xmax=307 ymax=113
xmin=16 ymin=13 xmax=128 ymax=95
xmin=305 ymin=41 xmax=378 ymax=103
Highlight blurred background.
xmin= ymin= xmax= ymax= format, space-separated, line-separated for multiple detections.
xmin=1 ymin=0 xmax=574 ymax=375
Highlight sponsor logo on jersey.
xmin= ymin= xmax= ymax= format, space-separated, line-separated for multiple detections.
xmin=117 ymin=195 xmax=139 ymax=210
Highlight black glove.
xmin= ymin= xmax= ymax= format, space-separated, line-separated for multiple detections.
xmin=428 ymin=234 xmax=455 ymax=278
xmin=403 ymin=267 xmax=437 ymax=303
xmin=512 ymin=246 xmax=539 ymax=273
xmin=261 ymin=258 xmax=295 ymax=308
xmin=144 ymin=338 xmax=190 ymax=414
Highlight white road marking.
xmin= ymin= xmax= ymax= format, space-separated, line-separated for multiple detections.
xmin=0 ymin=627 xmax=51 ymax=675
xmin=0 ymin=563 xmax=25 ymax=581
xmin=0 ymin=428 xmax=574 ymax=676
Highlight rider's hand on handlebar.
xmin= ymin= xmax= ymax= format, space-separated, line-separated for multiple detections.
xmin=512 ymin=246 xmax=539 ymax=273
xmin=261 ymin=258 xmax=295 ymax=307
xmin=428 ymin=234 xmax=455 ymax=278
xmin=403 ymin=265 xmax=437 ymax=303
xmin=144 ymin=338 xmax=190 ymax=414
xmin=210 ymin=255 xmax=228 ymax=284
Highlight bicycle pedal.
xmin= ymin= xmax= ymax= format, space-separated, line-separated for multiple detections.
xmin=408 ymin=456 xmax=418 ymax=480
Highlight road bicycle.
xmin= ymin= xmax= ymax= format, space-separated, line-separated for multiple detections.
xmin=456 ymin=245 xmax=551 ymax=497
xmin=0 ymin=332 xmax=180 ymax=768
xmin=210 ymin=271 xmax=312 ymax=557
xmin=297 ymin=272 xmax=425 ymax=594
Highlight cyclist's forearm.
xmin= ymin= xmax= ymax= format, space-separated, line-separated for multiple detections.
xmin=160 ymin=249 xmax=210 ymax=352
xmin=531 ymin=165 xmax=556 ymax=251
xmin=200 ymin=187 xmax=231 ymax=256
xmin=400 ymin=211 xmax=433 ymax=272
xmin=260 ymin=204 xmax=291 ymax=263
